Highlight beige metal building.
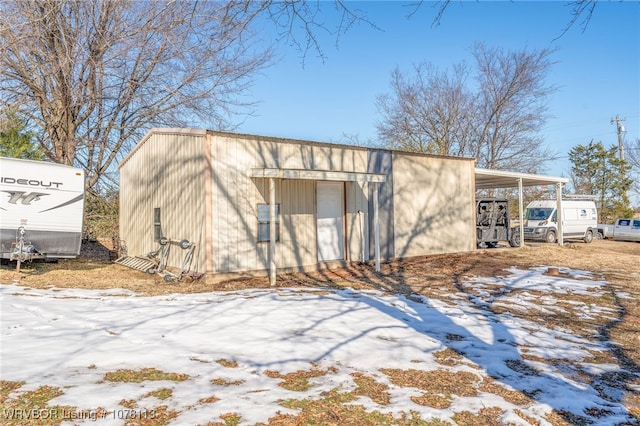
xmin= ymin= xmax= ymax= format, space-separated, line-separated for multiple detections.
xmin=119 ymin=128 xmax=477 ymax=281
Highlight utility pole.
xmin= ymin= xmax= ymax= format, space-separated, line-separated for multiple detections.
xmin=610 ymin=114 xmax=628 ymax=205
xmin=611 ymin=114 xmax=626 ymax=162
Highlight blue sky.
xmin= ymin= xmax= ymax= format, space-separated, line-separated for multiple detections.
xmin=236 ymin=1 xmax=639 ymax=182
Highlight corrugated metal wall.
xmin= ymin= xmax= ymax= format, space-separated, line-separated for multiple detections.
xmin=119 ymin=131 xmax=207 ymax=272
xmin=391 ymin=153 xmax=476 ymax=257
xmin=208 ymin=134 xmax=372 ymax=273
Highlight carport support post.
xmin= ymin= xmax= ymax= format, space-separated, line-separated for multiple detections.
xmin=518 ymin=178 xmax=524 ymax=247
xmin=373 ymin=182 xmax=380 ymax=272
xmin=556 ymin=183 xmax=564 ymax=246
xmin=269 ymin=177 xmax=276 ymax=286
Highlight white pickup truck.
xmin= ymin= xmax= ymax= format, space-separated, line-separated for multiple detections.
xmin=597 ymin=218 xmax=640 ymax=242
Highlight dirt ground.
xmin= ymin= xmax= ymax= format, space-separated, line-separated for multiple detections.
xmin=1 ymin=238 xmax=638 ymax=296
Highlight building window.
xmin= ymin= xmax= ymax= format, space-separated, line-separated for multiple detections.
xmin=154 ymin=208 xmax=162 ymax=241
xmin=257 ymin=203 xmax=280 ymax=242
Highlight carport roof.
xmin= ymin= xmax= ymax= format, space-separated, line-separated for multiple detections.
xmin=475 ymin=168 xmax=568 ymax=189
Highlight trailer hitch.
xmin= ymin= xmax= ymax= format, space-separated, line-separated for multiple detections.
xmin=10 ymin=227 xmax=39 ymax=272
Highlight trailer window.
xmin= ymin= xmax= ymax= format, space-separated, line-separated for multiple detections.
xmin=154 ymin=208 xmax=162 ymax=241
xmin=257 ymin=204 xmax=280 ymax=243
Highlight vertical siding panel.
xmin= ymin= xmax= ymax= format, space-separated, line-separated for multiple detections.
xmin=211 ymin=136 xmax=222 ymax=272
xmin=280 ymin=179 xmax=290 ymax=267
xmin=236 ymin=138 xmax=248 ymax=271
xmin=119 ymin=130 xmax=207 ymax=274
xmin=204 ymin=134 xmax=214 ymax=273
xmin=218 ymin=137 xmax=231 ymax=272
xmin=230 ymin=138 xmax=239 ymax=270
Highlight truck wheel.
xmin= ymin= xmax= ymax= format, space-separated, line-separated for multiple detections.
xmin=584 ymin=230 xmax=594 ymax=243
xmin=545 ymin=230 xmax=557 ymax=244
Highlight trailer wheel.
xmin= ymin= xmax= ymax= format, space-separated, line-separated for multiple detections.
xmin=509 ymin=230 xmax=520 ymax=247
xmin=583 ymin=230 xmax=594 ymax=244
xmin=545 ymin=230 xmax=557 ymax=244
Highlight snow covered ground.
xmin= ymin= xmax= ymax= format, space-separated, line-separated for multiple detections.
xmin=1 ymin=266 xmax=637 ymax=425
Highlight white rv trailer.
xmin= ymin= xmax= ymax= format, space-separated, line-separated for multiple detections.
xmin=0 ymin=157 xmax=85 ymax=261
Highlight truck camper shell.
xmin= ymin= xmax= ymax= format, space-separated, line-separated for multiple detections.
xmin=0 ymin=157 xmax=85 ymax=261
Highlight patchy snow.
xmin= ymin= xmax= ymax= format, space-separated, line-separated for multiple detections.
xmin=0 ymin=266 xmax=637 ymax=425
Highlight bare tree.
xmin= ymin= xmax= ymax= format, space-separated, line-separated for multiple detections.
xmin=376 ymin=63 xmax=473 ymax=156
xmin=417 ymin=0 xmax=600 ymax=36
xmin=624 ymin=138 xmax=640 ymax=203
xmin=471 ymin=44 xmax=557 ymax=171
xmin=376 ymin=43 xmax=557 ymax=173
xmin=0 ymin=0 xmax=369 ymax=190
xmin=1 ymin=1 xmax=264 ymax=189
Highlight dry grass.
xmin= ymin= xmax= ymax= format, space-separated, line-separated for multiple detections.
xmin=351 ymin=372 xmax=391 ymax=405
xmin=383 ymin=369 xmax=480 ymax=409
xmin=216 ymin=359 xmax=239 ymax=368
xmin=211 ymin=378 xmax=245 ymax=386
xmin=264 ymin=366 xmax=333 ymax=392
xmin=103 ymin=368 xmax=189 ymax=383
xmin=273 ymin=389 xmax=442 ymax=425
xmin=144 ymin=388 xmax=173 ymax=400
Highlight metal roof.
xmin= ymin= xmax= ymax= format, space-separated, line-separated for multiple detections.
xmin=475 ymin=168 xmax=568 ymax=189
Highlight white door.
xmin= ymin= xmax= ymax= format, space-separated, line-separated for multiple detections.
xmin=562 ymin=208 xmax=579 ymax=236
xmin=317 ymin=182 xmax=344 ymax=261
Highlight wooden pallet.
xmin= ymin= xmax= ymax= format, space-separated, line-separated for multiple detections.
xmin=115 ymin=256 xmax=157 ymax=273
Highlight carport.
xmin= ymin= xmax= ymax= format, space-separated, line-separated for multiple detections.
xmin=474 ymin=168 xmax=569 ymax=246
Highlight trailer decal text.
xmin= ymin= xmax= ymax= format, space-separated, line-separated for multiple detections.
xmin=0 ymin=177 xmax=63 ymax=188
